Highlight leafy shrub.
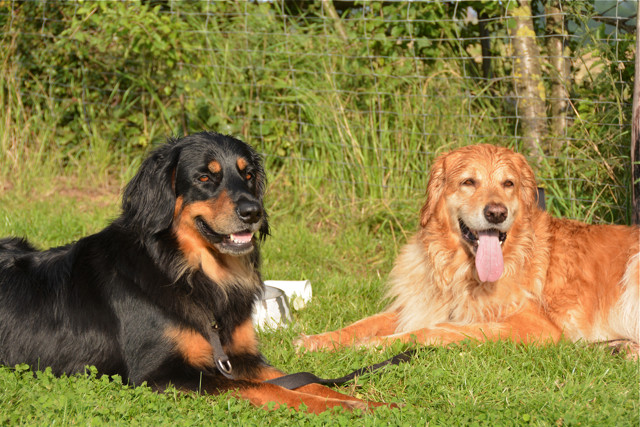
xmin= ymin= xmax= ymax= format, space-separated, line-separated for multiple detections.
xmin=0 ymin=0 xmax=634 ymax=222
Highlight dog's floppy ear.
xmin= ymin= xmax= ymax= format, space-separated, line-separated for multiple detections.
xmin=419 ymin=152 xmax=448 ymax=227
xmin=122 ymin=140 xmax=182 ymax=235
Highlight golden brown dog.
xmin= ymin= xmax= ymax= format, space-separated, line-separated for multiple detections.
xmin=296 ymin=144 xmax=639 ymax=355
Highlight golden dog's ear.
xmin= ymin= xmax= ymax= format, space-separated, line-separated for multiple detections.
xmin=419 ymin=153 xmax=448 ymax=227
xmin=514 ymin=152 xmax=538 ymax=211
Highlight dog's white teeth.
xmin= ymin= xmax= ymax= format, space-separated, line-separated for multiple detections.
xmin=229 ymin=233 xmax=253 ymax=244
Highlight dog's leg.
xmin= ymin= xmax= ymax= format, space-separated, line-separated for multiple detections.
xmin=244 ymin=366 xmax=386 ymax=406
xmin=608 ymin=253 xmax=639 ymax=346
xmin=172 ymin=369 xmax=389 ymax=413
xmin=294 ymin=383 xmax=368 ymax=402
xmin=354 ymin=308 xmax=562 ymax=348
xmin=234 ymin=381 xmax=388 ymax=413
xmin=294 ymin=311 xmax=399 ymax=351
xmin=251 ymin=365 xmax=383 ymax=404
xmin=202 ymin=373 xmax=390 ymax=413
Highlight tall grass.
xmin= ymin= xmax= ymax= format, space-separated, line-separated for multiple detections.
xmin=0 ymin=36 xmax=126 ymax=189
xmin=0 ymin=1 xmax=634 ymax=224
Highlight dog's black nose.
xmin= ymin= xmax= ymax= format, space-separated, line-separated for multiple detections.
xmin=237 ymin=200 xmax=262 ymax=224
xmin=484 ymin=203 xmax=508 ymax=224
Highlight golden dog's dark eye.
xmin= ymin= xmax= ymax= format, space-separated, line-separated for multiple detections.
xmin=504 ymin=180 xmax=514 ymax=188
xmin=462 ymin=178 xmax=475 ymax=186
xmin=198 ymin=175 xmax=209 ymax=182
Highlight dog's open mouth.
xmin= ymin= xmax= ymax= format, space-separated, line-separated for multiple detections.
xmin=459 ymin=219 xmax=507 ymax=283
xmin=195 ymin=217 xmax=254 ymax=255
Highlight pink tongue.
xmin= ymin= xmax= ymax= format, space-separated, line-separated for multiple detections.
xmin=230 ymin=232 xmax=253 ymax=244
xmin=475 ymin=230 xmax=504 ymax=282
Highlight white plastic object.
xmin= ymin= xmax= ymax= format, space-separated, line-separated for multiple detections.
xmin=264 ymin=280 xmax=312 ymax=310
xmin=252 ymin=285 xmax=292 ymax=330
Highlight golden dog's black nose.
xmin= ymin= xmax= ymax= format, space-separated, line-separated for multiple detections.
xmin=484 ymin=203 xmax=508 ymax=224
xmin=237 ymin=200 xmax=263 ymax=224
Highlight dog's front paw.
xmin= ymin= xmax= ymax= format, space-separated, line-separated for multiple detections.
xmin=294 ymin=333 xmax=335 ymax=352
xmin=293 ymin=334 xmax=310 ymax=352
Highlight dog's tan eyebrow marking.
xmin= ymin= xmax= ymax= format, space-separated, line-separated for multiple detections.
xmin=237 ymin=157 xmax=248 ymax=171
xmin=208 ymin=160 xmax=221 ymax=174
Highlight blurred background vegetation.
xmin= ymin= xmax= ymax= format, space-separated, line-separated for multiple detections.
xmin=0 ymin=0 xmax=636 ymax=224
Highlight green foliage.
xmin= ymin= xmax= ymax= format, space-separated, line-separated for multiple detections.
xmin=0 ymin=0 xmax=634 ymax=224
xmin=537 ymin=4 xmax=636 ymax=222
xmin=8 ymin=1 xmax=200 ymax=155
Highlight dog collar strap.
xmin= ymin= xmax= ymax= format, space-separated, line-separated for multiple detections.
xmin=210 ymin=321 xmax=234 ymax=380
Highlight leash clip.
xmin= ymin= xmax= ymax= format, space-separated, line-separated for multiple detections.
xmin=210 ymin=321 xmax=234 ymax=380
xmin=216 ymin=358 xmax=233 ymax=376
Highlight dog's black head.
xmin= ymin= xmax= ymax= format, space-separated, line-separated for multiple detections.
xmin=122 ymin=132 xmax=269 ymax=256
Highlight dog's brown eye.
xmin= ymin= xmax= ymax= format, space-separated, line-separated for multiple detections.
xmin=504 ymin=180 xmax=514 ymax=188
xmin=245 ymin=173 xmax=253 ymax=181
xmin=198 ymin=175 xmax=209 ymax=182
xmin=462 ymin=179 xmax=475 ymax=186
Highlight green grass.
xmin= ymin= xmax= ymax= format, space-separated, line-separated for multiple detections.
xmin=0 ymin=179 xmax=637 ymax=425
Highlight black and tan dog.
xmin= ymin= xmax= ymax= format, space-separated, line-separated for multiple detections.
xmin=0 ymin=132 xmax=384 ymax=412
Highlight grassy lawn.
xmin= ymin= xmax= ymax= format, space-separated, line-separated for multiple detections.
xmin=0 ymin=177 xmax=638 ymax=426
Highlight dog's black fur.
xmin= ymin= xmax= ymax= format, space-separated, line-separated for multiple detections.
xmin=0 ymin=132 xmax=273 ymax=390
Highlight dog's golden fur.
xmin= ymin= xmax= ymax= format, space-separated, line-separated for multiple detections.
xmin=297 ymin=144 xmax=640 ymax=354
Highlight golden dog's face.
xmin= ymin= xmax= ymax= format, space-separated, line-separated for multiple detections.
xmin=421 ymin=145 xmax=538 ymax=282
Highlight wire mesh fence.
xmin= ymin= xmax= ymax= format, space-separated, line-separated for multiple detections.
xmin=0 ymin=0 xmax=636 ymax=222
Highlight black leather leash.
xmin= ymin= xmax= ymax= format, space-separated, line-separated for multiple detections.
xmin=211 ymin=318 xmax=416 ymax=389
xmin=210 ymin=321 xmax=235 ymax=380
xmin=264 ymin=349 xmax=416 ymax=390
xmin=211 ymin=307 xmax=418 ymax=389
xmin=211 ymin=319 xmax=416 ymax=389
